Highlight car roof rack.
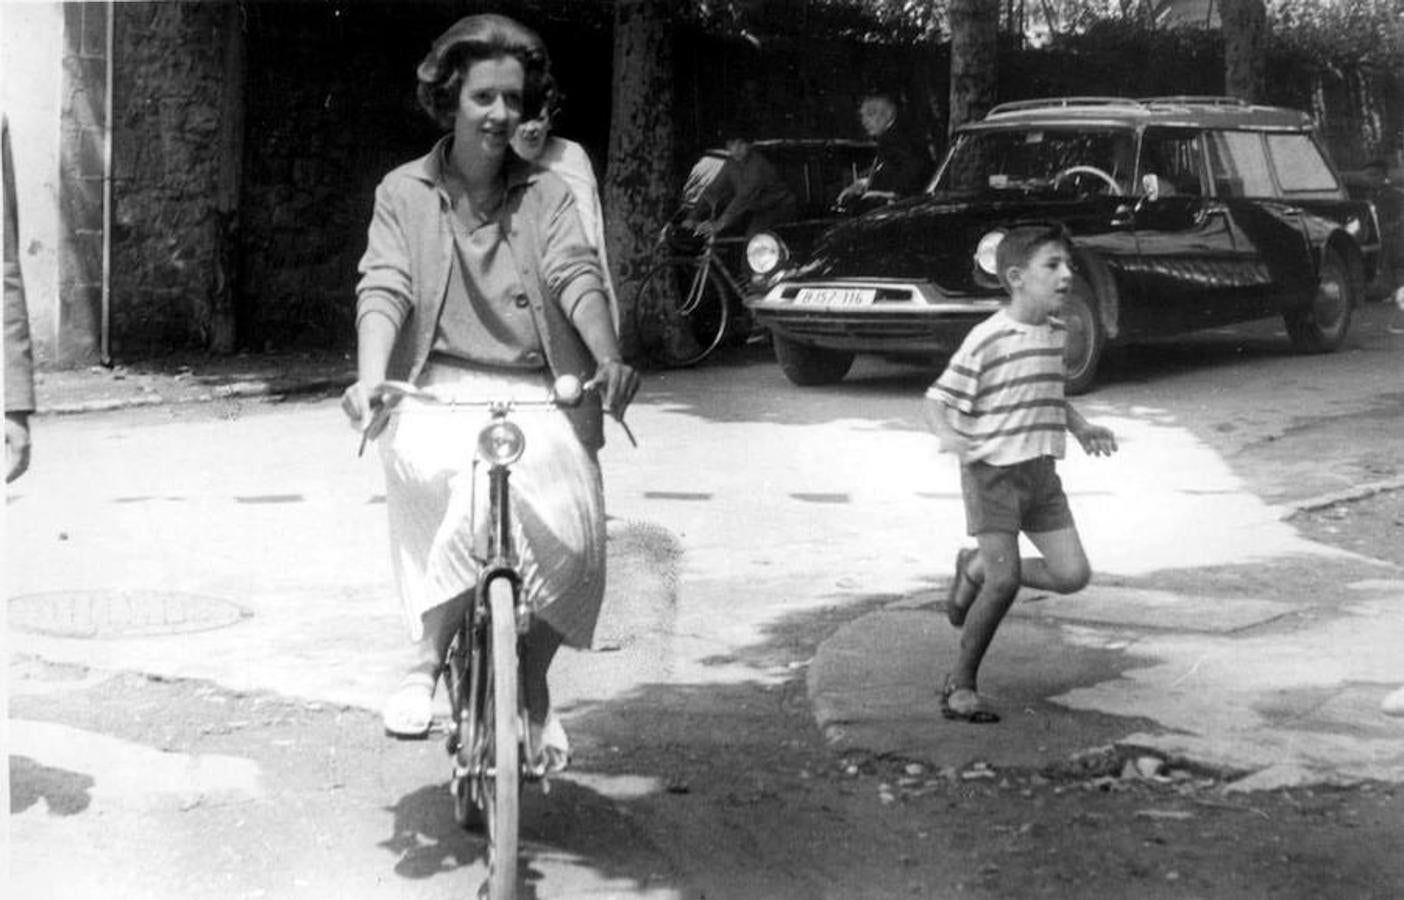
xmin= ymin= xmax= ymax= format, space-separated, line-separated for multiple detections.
xmin=987 ymin=97 xmax=1142 ymax=116
xmin=1140 ymin=96 xmax=1248 ymax=107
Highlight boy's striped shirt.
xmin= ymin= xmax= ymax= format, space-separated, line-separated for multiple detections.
xmin=927 ymin=309 xmax=1068 ymax=466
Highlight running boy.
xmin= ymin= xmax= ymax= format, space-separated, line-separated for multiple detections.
xmin=923 ymin=222 xmax=1117 ymax=724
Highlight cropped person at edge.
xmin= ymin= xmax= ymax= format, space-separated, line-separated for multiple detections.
xmin=340 ymin=14 xmax=639 ymax=766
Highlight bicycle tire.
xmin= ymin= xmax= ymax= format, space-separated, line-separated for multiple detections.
xmin=635 ymin=256 xmax=732 ymax=368
xmin=483 ymin=576 xmax=520 ymax=900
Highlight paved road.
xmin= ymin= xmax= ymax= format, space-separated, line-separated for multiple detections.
xmin=8 ymin=302 xmax=1404 ymax=896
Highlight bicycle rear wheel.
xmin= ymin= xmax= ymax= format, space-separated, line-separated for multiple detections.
xmin=634 ymin=257 xmax=732 ymax=368
xmin=482 ymin=576 xmax=520 ymax=900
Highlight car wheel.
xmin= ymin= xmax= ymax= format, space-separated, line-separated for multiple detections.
xmin=1061 ymin=273 xmax=1105 ymax=396
xmin=773 ymin=335 xmax=855 ymax=386
xmin=1285 ymin=247 xmax=1354 ymax=353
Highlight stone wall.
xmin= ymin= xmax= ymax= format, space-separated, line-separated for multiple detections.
xmin=109 ymin=1 xmax=236 ymax=357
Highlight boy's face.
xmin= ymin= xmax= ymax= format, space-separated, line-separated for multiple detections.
xmin=1006 ymin=240 xmax=1072 ymax=319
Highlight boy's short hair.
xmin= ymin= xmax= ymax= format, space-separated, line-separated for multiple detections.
xmin=995 ymin=221 xmax=1071 ymax=291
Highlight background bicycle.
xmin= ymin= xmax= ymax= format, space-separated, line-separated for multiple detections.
xmin=631 ymin=219 xmax=752 ymax=368
xmin=630 ymin=138 xmax=876 ymax=369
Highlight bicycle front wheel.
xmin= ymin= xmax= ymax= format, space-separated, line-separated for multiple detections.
xmin=482 ymin=576 xmax=521 ymax=899
xmin=634 ymin=257 xmax=732 ymax=368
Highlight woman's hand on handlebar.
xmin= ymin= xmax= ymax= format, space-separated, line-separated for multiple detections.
xmin=587 ymin=358 xmax=640 ymax=421
xmin=343 ymin=380 xmax=401 ymax=456
xmin=341 ymin=381 xmax=376 ymax=433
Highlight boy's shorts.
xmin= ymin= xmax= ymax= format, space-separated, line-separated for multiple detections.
xmin=960 ymin=456 xmax=1074 ymax=536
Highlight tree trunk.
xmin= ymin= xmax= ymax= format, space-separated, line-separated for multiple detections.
xmin=1222 ymin=0 xmax=1267 ymax=103
xmin=209 ymin=0 xmax=244 ymax=355
xmin=948 ymin=0 xmax=1000 ymax=133
xmin=604 ymin=0 xmax=675 ymax=361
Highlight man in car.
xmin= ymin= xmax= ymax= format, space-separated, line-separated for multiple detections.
xmin=684 ymin=121 xmax=798 ymax=239
xmin=837 ymin=90 xmax=933 ymax=207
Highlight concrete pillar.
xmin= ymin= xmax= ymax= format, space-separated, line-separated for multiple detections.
xmin=57 ymin=2 xmax=110 ymax=367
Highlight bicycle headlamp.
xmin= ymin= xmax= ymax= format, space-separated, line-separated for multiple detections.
xmin=478 ymin=419 xmax=526 ymax=466
xmin=746 ymin=232 xmax=786 ymax=275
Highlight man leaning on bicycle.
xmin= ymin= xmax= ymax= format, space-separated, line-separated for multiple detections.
xmin=682 ymin=119 xmax=798 ymax=239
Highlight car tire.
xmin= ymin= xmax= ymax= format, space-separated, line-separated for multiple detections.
xmin=773 ymin=336 xmax=855 ymax=386
xmin=1061 ymin=273 xmax=1105 ymax=396
xmin=1284 ymin=247 xmax=1354 ymax=353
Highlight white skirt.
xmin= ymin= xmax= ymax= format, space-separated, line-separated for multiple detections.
xmin=379 ymin=363 xmax=605 ymax=648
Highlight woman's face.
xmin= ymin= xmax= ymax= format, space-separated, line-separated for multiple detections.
xmin=511 ymin=111 xmax=551 ymax=162
xmin=453 ymin=55 xmax=525 ymax=163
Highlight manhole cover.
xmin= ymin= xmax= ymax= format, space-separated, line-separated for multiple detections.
xmin=8 ymin=590 xmax=251 ymax=639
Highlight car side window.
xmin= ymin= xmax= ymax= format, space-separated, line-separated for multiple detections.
xmin=1266 ymin=132 xmax=1340 ymax=196
xmin=1139 ymin=128 xmax=1206 ymax=197
xmin=1206 ymin=130 xmax=1276 ymax=198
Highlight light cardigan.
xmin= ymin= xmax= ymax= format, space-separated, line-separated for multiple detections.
xmin=356 ymin=137 xmax=607 ymax=450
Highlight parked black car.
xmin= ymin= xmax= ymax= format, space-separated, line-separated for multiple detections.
xmin=746 ymin=96 xmax=1381 ymax=392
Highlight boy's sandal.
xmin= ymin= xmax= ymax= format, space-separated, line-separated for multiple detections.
xmin=382 ymin=671 xmax=437 ymax=739
xmin=939 ymin=676 xmax=1000 ymax=725
xmin=945 ymin=548 xmax=981 ymax=628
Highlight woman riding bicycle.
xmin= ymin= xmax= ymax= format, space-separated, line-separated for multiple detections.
xmin=340 ymin=14 xmax=639 ymax=765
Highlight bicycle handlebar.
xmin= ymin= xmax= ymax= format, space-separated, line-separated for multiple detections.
xmin=357 ymin=373 xmax=636 ymax=456
xmin=370 ymin=377 xmax=582 ymax=410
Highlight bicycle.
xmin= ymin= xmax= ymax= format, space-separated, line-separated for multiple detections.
xmin=632 ymin=221 xmax=754 ymax=368
xmin=362 ymin=373 xmax=604 ymax=900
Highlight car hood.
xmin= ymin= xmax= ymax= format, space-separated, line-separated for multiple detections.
xmin=800 ymin=192 xmax=1100 ymax=294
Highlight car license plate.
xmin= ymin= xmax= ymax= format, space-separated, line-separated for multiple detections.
xmin=794 ymin=288 xmax=875 ymax=307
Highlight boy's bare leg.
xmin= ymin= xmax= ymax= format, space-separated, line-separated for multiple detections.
xmin=961 ymin=526 xmax=1091 ymax=596
xmin=953 ymin=530 xmax=1022 ymax=690
xmin=1022 ymin=526 xmax=1092 ymax=594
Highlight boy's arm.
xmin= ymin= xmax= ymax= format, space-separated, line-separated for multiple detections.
xmin=923 ymin=395 xmax=972 ymax=459
xmin=1066 ymin=402 xmax=1117 ymax=457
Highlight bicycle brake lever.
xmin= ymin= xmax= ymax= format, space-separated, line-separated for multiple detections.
xmin=611 ymin=411 xmax=638 ymax=448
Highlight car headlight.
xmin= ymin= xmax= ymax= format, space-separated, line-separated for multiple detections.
xmin=747 ymin=232 xmax=787 ymax=275
xmin=974 ymin=229 xmax=1006 ymax=279
xmin=1345 ymin=216 xmax=1363 ymax=237
xmin=478 ymin=419 xmax=525 ymax=466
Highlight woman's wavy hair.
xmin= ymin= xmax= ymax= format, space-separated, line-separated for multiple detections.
xmin=415 ymin=14 xmax=551 ymax=130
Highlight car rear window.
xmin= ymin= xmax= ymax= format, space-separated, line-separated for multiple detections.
xmin=1206 ymin=131 xmax=1276 ymax=198
xmin=1266 ymin=132 xmax=1340 ymax=195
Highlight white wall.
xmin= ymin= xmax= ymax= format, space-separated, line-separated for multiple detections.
xmin=1 ymin=1 xmax=65 ymax=365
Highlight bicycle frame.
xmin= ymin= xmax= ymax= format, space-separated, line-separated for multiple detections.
xmin=690 ymin=233 xmax=750 ymax=307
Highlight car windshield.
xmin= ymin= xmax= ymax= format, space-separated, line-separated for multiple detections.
xmin=936 ymin=127 xmax=1138 ymax=195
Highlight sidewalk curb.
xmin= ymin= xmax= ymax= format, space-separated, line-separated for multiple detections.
xmin=1277 ymin=476 xmax=1404 ymax=517
xmin=35 ymin=375 xmax=354 ymax=417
